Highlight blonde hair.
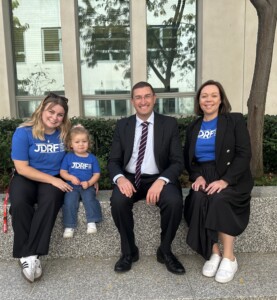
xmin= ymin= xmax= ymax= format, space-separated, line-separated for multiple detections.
xmin=19 ymin=93 xmax=71 ymax=142
xmin=66 ymin=124 xmax=93 ymax=152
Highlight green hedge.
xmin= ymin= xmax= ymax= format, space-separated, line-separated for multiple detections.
xmin=0 ymin=115 xmax=276 ymax=191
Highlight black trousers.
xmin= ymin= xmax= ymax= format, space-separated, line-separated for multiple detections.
xmin=9 ymin=174 xmax=64 ymax=258
xmin=110 ymin=173 xmax=183 ymax=255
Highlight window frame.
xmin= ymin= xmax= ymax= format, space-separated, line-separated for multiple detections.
xmin=41 ymin=27 xmax=62 ymax=63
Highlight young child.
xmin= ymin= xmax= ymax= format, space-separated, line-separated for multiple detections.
xmin=60 ymin=124 xmax=102 ymax=238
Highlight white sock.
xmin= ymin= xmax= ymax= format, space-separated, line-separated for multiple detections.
xmin=20 ymin=255 xmax=38 ymax=263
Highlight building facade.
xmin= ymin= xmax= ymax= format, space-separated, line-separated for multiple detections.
xmin=0 ymin=0 xmax=276 ymax=119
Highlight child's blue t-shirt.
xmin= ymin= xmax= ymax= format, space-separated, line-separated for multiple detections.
xmin=11 ymin=126 xmax=66 ymax=175
xmin=195 ymin=117 xmax=218 ymax=162
xmin=60 ymin=152 xmax=100 ymax=185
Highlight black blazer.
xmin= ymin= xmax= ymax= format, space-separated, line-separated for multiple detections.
xmin=108 ymin=112 xmax=184 ymax=185
xmin=184 ymin=113 xmax=254 ymax=193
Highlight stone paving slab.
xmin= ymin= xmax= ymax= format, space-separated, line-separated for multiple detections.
xmin=0 ymin=252 xmax=277 ymax=300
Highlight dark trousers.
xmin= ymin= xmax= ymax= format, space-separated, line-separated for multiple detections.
xmin=9 ymin=174 xmax=64 ymax=258
xmin=110 ymin=173 xmax=183 ymax=255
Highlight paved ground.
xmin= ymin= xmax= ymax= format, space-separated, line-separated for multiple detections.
xmin=1 ymin=252 xmax=277 ymax=300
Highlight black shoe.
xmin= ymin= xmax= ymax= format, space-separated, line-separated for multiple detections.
xmin=114 ymin=249 xmax=139 ymax=273
xmin=157 ymin=247 xmax=185 ymax=275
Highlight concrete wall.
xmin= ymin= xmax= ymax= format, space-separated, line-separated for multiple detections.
xmin=201 ymin=0 xmax=277 ymax=115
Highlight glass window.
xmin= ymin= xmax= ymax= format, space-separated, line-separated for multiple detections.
xmin=155 ymin=96 xmax=194 ymax=115
xmin=14 ymin=27 xmax=25 ymax=62
xmin=84 ymin=99 xmax=129 ymax=117
xmin=11 ymin=0 xmax=65 ymax=118
xmin=78 ymin=0 xmax=131 ymax=117
xmin=94 ymin=26 xmax=129 ymax=61
xmin=147 ymin=0 xmax=196 ymax=94
xmin=42 ymin=28 xmax=62 ymax=62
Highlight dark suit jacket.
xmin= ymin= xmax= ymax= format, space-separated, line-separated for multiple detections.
xmin=108 ymin=112 xmax=184 ymax=185
xmin=184 ymin=113 xmax=253 ymax=193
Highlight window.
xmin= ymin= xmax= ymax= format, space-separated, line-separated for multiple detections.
xmin=94 ymin=26 xmax=129 ymax=61
xmin=78 ymin=0 xmax=131 ymax=98
xmin=9 ymin=0 xmax=196 ymax=118
xmin=14 ymin=28 xmax=25 ymax=63
xmin=147 ymin=25 xmax=177 ymax=60
xmin=147 ymin=1 xmax=196 ymax=94
xmin=42 ymin=28 xmax=62 ymax=62
xmin=11 ymin=0 xmax=65 ymax=114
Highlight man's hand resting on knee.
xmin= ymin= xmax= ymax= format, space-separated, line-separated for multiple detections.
xmin=117 ymin=176 xmax=136 ymax=198
xmin=146 ymin=179 xmax=166 ymax=205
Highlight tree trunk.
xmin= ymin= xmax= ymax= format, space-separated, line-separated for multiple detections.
xmin=247 ymin=0 xmax=277 ymax=178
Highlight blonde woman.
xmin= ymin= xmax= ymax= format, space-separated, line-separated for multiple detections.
xmin=9 ymin=93 xmax=72 ymax=283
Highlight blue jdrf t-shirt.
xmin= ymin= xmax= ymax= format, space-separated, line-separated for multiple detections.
xmin=11 ymin=126 xmax=66 ymax=175
xmin=60 ymin=152 xmax=100 ymax=186
xmin=195 ymin=117 xmax=218 ymax=162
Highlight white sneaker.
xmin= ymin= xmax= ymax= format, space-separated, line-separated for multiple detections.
xmin=63 ymin=228 xmax=74 ymax=238
xmin=202 ymin=253 xmax=222 ymax=277
xmin=20 ymin=256 xmax=36 ymax=283
xmin=87 ymin=222 xmax=97 ymax=234
xmin=215 ymin=257 xmax=238 ymax=283
xmin=34 ymin=258 xmax=42 ymax=280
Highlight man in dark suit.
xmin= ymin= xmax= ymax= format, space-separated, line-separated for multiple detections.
xmin=108 ymin=81 xmax=185 ymax=274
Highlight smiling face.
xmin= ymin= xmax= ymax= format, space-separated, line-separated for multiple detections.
xmin=41 ymin=103 xmax=65 ymax=134
xmin=199 ymin=84 xmax=222 ymax=120
xmin=131 ymin=86 xmax=156 ymax=121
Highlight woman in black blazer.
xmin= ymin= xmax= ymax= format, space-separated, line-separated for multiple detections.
xmin=184 ymin=80 xmax=253 ymax=283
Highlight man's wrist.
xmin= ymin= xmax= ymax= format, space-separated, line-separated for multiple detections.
xmin=158 ymin=176 xmax=169 ymax=185
xmin=113 ymin=174 xmax=124 ymax=184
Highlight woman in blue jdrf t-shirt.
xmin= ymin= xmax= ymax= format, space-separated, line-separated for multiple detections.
xmin=10 ymin=93 xmax=72 ymax=283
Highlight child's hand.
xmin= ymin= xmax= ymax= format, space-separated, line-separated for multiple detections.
xmin=71 ymin=176 xmax=81 ymax=185
xmin=81 ymin=181 xmax=89 ymax=189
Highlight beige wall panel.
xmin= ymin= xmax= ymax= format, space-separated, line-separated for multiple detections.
xmin=60 ymin=0 xmax=82 ymax=117
xmin=201 ymin=0 xmax=246 ymax=113
xmin=0 ymin=1 xmax=16 ymax=118
xmin=202 ymin=0 xmax=277 ymax=115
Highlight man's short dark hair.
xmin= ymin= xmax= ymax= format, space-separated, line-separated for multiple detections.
xmin=131 ymin=81 xmax=155 ymax=98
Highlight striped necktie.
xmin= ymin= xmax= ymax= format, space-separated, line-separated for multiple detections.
xmin=135 ymin=121 xmax=149 ymax=188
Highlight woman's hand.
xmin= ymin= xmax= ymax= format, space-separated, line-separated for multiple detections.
xmin=51 ymin=177 xmax=73 ymax=192
xmin=192 ymin=176 xmax=207 ymax=192
xmin=206 ymin=179 xmax=228 ymax=195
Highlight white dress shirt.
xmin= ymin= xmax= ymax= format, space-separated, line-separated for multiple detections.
xmin=114 ymin=112 xmax=169 ymax=184
xmin=125 ymin=112 xmax=159 ymax=175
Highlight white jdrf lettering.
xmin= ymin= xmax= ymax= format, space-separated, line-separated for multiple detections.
xmin=34 ymin=143 xmax=62 ymax=153
xmin=71 ymin=162 xmax=92 ymax=170
xmin=198 ymin=129 xmax=216 ymax=139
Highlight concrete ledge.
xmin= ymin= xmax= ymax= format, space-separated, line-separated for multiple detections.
xmin=1 ymin=186 xmax=277 ymax=260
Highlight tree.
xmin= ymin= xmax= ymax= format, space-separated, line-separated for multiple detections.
xmin=78 ymin=0 xmax=196 ymax=91
xmin=247 ymin=0 xmax=277 ymax=178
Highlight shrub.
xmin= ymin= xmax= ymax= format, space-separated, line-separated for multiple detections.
xmin=0 ymin=115 xmax=276 ymax=192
